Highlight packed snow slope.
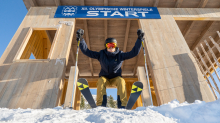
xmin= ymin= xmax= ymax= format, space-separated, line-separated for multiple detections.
xmin=0 ymin=99 xmax=219 ymax=123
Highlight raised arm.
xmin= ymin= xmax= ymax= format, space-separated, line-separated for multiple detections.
xmin=76 ymin=29 xmax=100 ymax=59
xmin=79 ymin=38 xmax=100 ymax=59
xmin=121 ymin=29 xmax=144 ymax=60
xmin=121 ymin=38 xmax=142 ymax=60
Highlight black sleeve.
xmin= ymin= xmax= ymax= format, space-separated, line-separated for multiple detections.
xmin=120 ymin=38 xmax=142 ymax=60
xmin=79 ymin=38 xmax=100 ymax=59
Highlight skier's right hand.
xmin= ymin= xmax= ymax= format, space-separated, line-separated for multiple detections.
xmin=137 ymin=29 xmax=144 ymax=40
xmin=76 ymin=29 xmax=84 ymax=41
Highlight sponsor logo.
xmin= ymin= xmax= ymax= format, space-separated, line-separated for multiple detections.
xmin=62 ymin=6 xmax=77 ymax=16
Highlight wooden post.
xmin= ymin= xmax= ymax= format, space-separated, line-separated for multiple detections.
xmin=137 ymin=66 xmax=153 ymax=106
xmin=74 ymin=85 xmax=81 ymax=110
xmin=191 ymin=51 xmax=217 ymax=99
xmin=58 ymin=79 xmax=68 ymax=106
xmin=217 ymin=31 xmax=220 ymax=40
xmin=204 ymin=40 xmax=220 ymax=69
xmin=64 ymin=66 xmax=80 ymax=109
xmin=209 ymin=36 xmax=220 ymax=53
xmin=200 ymin=44 xmax=220 ymax=83
xmin=196 ymin=48 xmax=220 ymax=94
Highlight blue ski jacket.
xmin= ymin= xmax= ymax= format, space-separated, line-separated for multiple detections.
xmin=79 ymin=38 xmax=142 ymax=79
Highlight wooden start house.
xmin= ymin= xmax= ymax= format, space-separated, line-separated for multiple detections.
xmin=0 ymin=0 xmax=220 ymax=110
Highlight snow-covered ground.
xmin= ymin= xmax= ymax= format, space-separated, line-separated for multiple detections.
xmin=0 ymin=99 xmax=219 ymax=123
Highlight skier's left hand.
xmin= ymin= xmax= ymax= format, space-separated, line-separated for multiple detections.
xmin=137 ymin=29 xmax=144 ymax=40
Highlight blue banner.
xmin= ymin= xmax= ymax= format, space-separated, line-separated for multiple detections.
xmin=54 ymin=6 xmax=161 ymax=19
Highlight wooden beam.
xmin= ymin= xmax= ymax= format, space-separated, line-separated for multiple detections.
xmin=58 ymin=79 xmax=68 ymax=106
xmin=83 ymin=20 xmax=94 ymax=76
xmin=43 ymin=38 xmax=47 ymax=59
xmin=175 ymin=0 xmax=183 ymax=8
xmin=208 ymin=31 xmax=220 ymax=52
xmin=122 ymin=21 xmax=131 ymax=53
xmin=154 ymin=0 xmax=160 ymax=7
xmin=29 ymin=0 xmax=38 ymax=7
xmin=200 ymin=43 xmax=220 ymax=83
xmin=130 ymin=0 xmax=134 ymax=6
xmin=45 ymin=31 xmax=53 ymax=44
xmin=182 ymin=0 xmax=216 ymax=50
xmin=80 ymin=76 xmax=138 ymax=80
xmin=70 ymin=49 xmax=75 ymax=65
xmin=74 ymin=86 xmax=81 ymax=110
xmin=104 ymin=20 xmax=107 ymax=40
xmin=104 ymin=0 xmax=108 ymax=6
xmin=121 ymin=21 xmax=131 ymax=70
xmin=182 ymin=0 xmax=208 ymax=38
xmin=133 ymin=14 xmax=145 ymax=76
xmin=133 ymin=49 xmax=143 ymax=76
xmin=204 ymin=40 xmax=220 ymax=69
xmin=198 ymin=0 xmax=209 ymax=8
xmin=209 ymin=35 xmax=220 ymax=53
xmin=84 ymin=77 xmax=138 ymax=83
xmin=191 ymin=51 xmax=218 ymax=99
xmin=54 ymin=0 xmax=61 ymax=6
xmin=183 ymin=21 xmax=196 ymax=38
xmin=137 ymin=67 xmax=154 ymax=106
xmin=196 ymin=48 xmax=220 ymax=94
xmin=217 ymin=31 xmax=220 ymax=38
xmin=80 ymin=0 xmax=84 ymax=5
xmin=191 ymin=21 xmax=215 ymax=50
xmin=104 ymin=0 xmax=108 ymax=40
xmin=121 ymin=0 xmax=133 ymax=70
xmin=64 ymin=66 xmax=79 ymax=108
xmin=202 ymin=35 xmax=220 ymax=58
xmin=203 ymin=35 xmax=220 ymax=70
xmin=81 ymin=0 xmax=94 ymax=76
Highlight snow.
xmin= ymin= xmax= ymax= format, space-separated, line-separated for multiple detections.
xmin=0 ymin=99 xmax=219 ymax=123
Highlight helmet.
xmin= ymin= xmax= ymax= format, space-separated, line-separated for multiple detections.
xmin=105 ymin=38 xmax=117 ymax=46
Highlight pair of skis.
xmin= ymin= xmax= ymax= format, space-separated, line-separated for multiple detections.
xmin=77 ymin=78 xmax=143 ymax=110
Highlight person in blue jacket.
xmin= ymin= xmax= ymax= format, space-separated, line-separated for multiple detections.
xmin=77 ymin=29 xmax=144 ymax=108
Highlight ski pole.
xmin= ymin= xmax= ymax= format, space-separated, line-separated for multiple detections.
xmin=70 ymin=29 xmax=84 ymax=108
xmin=141 ymin=38 xmax=153 ymax=106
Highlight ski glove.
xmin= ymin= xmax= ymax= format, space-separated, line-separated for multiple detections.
xmin=76 ymin=29 xmax=84 ymax=42
xmin=137 ymin=29 xmax=145 ymax=40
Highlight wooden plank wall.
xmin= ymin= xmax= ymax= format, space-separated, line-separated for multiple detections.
xmin=0 ymin=7 xmax=75 ymax=109
xmin=139 ymin=9 xmax=216 ymax=105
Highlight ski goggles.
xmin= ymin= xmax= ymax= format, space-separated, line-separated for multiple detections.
xmin=106 ymin=43 xmax=117 ymax=48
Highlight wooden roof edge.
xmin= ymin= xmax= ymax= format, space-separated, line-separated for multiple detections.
xmin=23 ymin=0 xmax=219 ymax=11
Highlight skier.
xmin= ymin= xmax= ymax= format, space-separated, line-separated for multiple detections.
xmin=76 ymin=29 xmax=144 ymax=108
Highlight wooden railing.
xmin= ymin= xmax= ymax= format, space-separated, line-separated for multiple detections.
xmin=191 ymin=31 xmax=220 ymax=99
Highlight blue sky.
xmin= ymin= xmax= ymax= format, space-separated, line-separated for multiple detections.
xmin=0 ymin=1 xmax=219 ymax=102
xmin=0 ymin=1 xmax=27 ymax=57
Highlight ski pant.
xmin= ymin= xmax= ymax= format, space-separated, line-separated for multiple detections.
xmin=96 ymin=76 xmax=127 ymax=106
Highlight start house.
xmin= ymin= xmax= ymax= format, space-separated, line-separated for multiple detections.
xmin=0 ymin=0 xmax=219 ymax=110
